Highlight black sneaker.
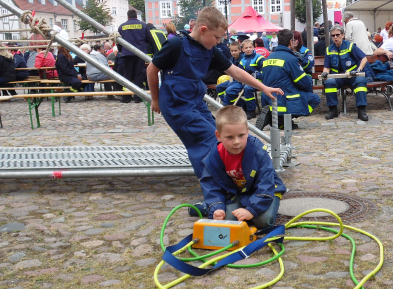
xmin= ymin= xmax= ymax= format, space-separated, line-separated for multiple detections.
xmin=255 ymin=106 xmax=271 ymax=130
xmin=188 ymin=200 xmax=208 ymax=217
xmin=246 ymin=110 xmax=256 ymax=120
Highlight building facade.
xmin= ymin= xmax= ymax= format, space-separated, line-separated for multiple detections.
xmin=144 ymin=0 xmax=291 ymax=30
xmin=0 ymin=0 xmax=21 ymax=40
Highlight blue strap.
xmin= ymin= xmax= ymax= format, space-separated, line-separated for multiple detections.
xmin=162 ymin=225 xmax=285 ymax=276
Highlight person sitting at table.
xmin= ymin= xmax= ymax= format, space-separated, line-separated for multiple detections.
xmin=35 ymin=45 xmax=58 ymax=80
xmin=55 ymin=46 xmax=85 ymax=103
xmin=86 ymin=44 xmax=113 ymax=100
xmin=25 ymin=48 xmax=39 ymax=77
xmin=1 ymin=45 xmax=29 ymax=97
xmin=74 ymin=44 xmax=94 ymax=100
xmin=0 ymin=44 xmax=16 ymax=98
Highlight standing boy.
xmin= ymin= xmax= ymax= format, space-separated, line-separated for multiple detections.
xmin=146 ymin=7 xmax=283 ymax=179
xmin=199 ymin=106 xmax=286 ymax=228
xmin=216 ymin=41 xmax=243 ymax=102
xmin=224 ymin=39 xmax=264 ymax=120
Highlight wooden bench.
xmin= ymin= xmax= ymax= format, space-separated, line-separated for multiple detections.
xmin=312 ymin=55 xmax=393 ymax=114
xmin=0 ymin=84 xmax=153 ymax=129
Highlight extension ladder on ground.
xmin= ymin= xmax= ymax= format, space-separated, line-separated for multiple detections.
xmin=0 ymin=144 xmax=292 ymax=179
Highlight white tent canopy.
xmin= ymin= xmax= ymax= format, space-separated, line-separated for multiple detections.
xmin=344 ymin=0 xmax=393 ymax=32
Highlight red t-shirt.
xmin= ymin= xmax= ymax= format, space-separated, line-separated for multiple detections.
xmin=255 ymin=47 xmax=270 ymax=58
xmin=217 ymin=143 xmax=246 ymax=189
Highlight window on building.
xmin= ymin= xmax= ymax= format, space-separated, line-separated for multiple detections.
xmin=28 ymin=0 xmax=33 ymax=3
xmin=61 ymin=19 xmax=68 ymax=31
xmin=12 ymin=35 xmax=19 ymax=40
xmin=74 ymin=20 xmax=77 ymax=31
xmin=252 ymin=0 xmax=264 ymax=14
xmin=2 ymin=9 xmax=8 ymax=23
xmin=53 ymin=0 xmax=58 ymax=6
xmin=112 ymin=7 xmax=117 ymax=16
xmin=159 ymin=1 xmax=172 ymax=18
xmin=270 ymin=0 xmax=281 ymax=13
xmin=49 ymin=18 xmax=53 ymax=27
xmin=215 ymin=1 xmax=226 ymax=16
xmin=177 ymin=2 xmax=183 ymax=17
xmin=41 ymin=0 xmax=46 ymax=4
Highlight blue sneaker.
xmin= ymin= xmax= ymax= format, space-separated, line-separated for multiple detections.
xmin=188 ymin=200 xmax=208 ymax=217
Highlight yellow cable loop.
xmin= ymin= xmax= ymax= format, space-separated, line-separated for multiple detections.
xmin=154 ymin=209 xmax=383 ymax=289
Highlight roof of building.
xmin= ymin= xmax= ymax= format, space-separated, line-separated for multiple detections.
xmin=12 ymin=0 xmax=83 ymax=16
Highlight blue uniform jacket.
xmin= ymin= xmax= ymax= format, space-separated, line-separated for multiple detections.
xmin=324 ymin=40 xmax=374 ymax=80
xmin=55 ymin=52 xmax=77 ymax=80
xmin=300 ymin=46 xmax=314 ymax=75
xmin=13 ymin=53 xmax=29 ymax=80
xmin=118 ymin=18 xmax=153 ymax=57
xmin=261 ymin=45 xmax=314 ymax=115
xmin=239 ymin=50 xmax=264 ymax=80
xmin=200 ymin=135 xmax=286 ymax=219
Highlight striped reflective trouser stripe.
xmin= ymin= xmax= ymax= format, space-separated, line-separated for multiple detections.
xmin=325 ymin=88 xmax=337 ymax=93
xmin=354 ymin=87 xmax=367 ymax=94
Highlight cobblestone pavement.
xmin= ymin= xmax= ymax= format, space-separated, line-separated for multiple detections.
xmin=0 ymin=93 xmax=393 ymax=289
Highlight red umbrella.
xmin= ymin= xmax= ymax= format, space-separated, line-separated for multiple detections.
xmin=228 ymin=6 xmax=283 ymax=33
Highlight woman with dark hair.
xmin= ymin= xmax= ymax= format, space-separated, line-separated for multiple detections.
xmin=254 ymin=38 xmax=270 ymax=58
xmin=55 ymin=46 xmax=85 ymax=103
xmin=292 ymin=30 xmax=314 ymax=75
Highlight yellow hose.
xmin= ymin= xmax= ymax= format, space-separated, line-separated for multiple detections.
xmin=154 ymin=208 xmax=384 ymax=289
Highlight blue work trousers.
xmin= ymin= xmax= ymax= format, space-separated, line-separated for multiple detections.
xmin=324 ymin=76 xmax=367 ymax=107
xmin=225 ymin=196 xmax=280 ymax=228
xmin=224 ymin=82 xmax=257 ymax=111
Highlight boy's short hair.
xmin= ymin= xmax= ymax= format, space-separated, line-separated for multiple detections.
xmin=195 ymin=7 xmax=228 ymax=31
xmin=230 ymin=41 xmax=241 ymax=50
xmin=216 ymin=106 xmax=248 ymax=132
xmin=241 ymin=39 xmax=254 ymax=47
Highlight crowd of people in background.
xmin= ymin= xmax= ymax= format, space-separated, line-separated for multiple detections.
xmin=1 ymin=8 xmax=393 ymax=112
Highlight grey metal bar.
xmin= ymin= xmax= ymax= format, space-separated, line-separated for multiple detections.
xmin=1 ymin=1 xmax=151 ymax=103
xmin=270 ymin=99 xmax=280 ymax=170
xmin=203 ymin=95 xmax=271 ymax=143
xmin=55 ymin=0 xmax=151 ymax=63
xmin=0 ymin=168 xmax=195 ymax=179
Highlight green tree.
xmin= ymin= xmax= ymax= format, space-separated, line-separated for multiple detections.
xmin=129 ymin=0 xmax=145 ymax=21
xmin=78 ymin=0 xmax=113 ymax=33
xmin=172 ymin=0 xmax=213 ymax=30
xmin=295 ymin=0 xmax=322 ymax=24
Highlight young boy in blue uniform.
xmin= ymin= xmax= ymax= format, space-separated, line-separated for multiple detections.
xmin=199 ymin=106 xmax=286 ymax=228
xmin=216 ymin=41 xmax=243 ymax=102
xmin=223 ymin=39 xmax=265 ymax=120
xmin=147 ymin=7 xmax=283 ymax=179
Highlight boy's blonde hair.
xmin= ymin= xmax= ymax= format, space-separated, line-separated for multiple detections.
xmin=195 ymin=7 xmax=228 ymax=31
xmin=216 ymin=106 xmax=248 ymax=132
xmin=242 ymin=39 xmax=254 ymax=47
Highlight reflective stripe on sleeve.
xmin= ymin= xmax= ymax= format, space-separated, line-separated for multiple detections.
xmin=294 ymin=72 xmax=306 ymax=83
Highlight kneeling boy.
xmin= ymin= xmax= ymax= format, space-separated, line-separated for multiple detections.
xmin=200 ymin=106 xmax=286 ymax=228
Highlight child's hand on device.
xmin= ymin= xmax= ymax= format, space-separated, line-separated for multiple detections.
xmin=232 ymin=208 xmax=254 ymax=221
xmin=213 ymin=210 xmax=226 ymax=220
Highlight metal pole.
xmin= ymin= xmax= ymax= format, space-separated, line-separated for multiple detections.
xmin=1 ymin=1 xmax=151 ymax=102
xmin=322 ymin=0 xmax=330 ymax=47
xmin=55 ymin=0 xmax=151 ymax=63
xmin=306 ymin=0 xmax=314 ymax=57
xmin=290 ymin=0 xmax=296 ymax=31
xmin=270 ymin=99 xmax=281 ymax=170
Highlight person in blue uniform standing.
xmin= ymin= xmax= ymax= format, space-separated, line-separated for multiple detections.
xmin=216 ymin=41 xmax=243 ymax=102
xmin=293 ymin=31 xmax=314 ymax=76
xmin=260 ymin=29 xmax=320 ymax=130
xmin=146 ymin=7 xmax=283 ymax=179
xmin=199 ymin=106 xmax=286 ymax=227
xmin=224 ymin=39 xmax=265 ymax=120
xmin=321 ymin=24 xmax=374 ymax=121
xmin=117 ymin=9 xmax=153 ymax=103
